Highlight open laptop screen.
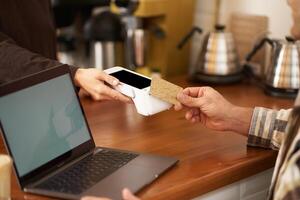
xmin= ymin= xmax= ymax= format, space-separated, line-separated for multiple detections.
xmin=0 ymin=73 xmax=91 ymax=177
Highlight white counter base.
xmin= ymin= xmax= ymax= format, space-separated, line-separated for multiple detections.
xmin=193 ymin=168 xmax=274 ymax=200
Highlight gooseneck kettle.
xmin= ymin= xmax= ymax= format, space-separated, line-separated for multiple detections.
xmin=178 ymin=25 xmax=242 ymax=84
xmin=246 ymin=36 xmax=300 ymax=98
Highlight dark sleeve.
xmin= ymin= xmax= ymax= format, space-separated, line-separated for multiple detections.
xmin=0 ymin=32 xmax=78 ymax=85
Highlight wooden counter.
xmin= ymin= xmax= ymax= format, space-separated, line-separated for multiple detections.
xmin=1 ymin=77 xmax=294 ymax=200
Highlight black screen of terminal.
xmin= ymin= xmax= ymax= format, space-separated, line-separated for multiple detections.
xmin=110 ymin=70 xmax=151 ymax=89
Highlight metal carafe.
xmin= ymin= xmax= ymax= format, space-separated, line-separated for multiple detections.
xmin=84 ymin=10 xmax=124 ymax=70
xmin=115 ymin=0 xmax=143 ymax=70
xmin=246 ymin=36 xmax=300 ymax=97
xmin=178 ymin=25 xmax=242 ymax=84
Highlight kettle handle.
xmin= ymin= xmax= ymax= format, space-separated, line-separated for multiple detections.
xmin=243 ymin=37 xmax=274 ymax=87
xmin=245 ymin=37 xmax=274 ymax=62
xmin=177 ymin=27 xmax=202 ymax=49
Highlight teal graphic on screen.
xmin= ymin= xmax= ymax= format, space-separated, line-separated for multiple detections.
xmin=0 ymin=74 xmax=91 ymax=177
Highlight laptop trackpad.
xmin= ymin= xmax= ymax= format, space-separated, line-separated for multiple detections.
xmin=81 ymin=154 xmax=176 ymax=200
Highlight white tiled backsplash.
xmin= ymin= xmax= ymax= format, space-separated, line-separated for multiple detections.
xmin=190 ymin=0 xmax=294 ymax=67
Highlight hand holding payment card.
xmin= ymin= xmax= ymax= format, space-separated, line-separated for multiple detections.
xmin=105 ymin=67 xmax=182 ymax=116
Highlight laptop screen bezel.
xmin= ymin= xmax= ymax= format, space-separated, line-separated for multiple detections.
xmin=0 ymin=65 xmax=96 ymax=188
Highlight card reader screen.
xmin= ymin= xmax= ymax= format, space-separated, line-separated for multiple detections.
xmin=110 ymin=70 xmax=151 ymax=89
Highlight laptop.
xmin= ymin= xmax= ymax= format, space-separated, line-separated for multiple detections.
xmin=0 ymin=66 xmax=178 ymax=200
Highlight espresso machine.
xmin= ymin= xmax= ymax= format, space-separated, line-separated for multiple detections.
xmin=111 ymin=0 xmax=197 ymax=77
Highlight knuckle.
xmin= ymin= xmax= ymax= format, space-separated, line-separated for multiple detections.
xmin=92 ymin=94 xmax=101 ymax=100
xmin=113 ymin=94 xmax=118 ymax=100
xmin=95 ymin=86 xmax=104 ymax=94
xmin=202 ymin=98 xmax=208 ymax=105
xmin=203 ymin=86 xmax=211 ymax=91
xmin=186 ymin=97 xmax=194 ymax=104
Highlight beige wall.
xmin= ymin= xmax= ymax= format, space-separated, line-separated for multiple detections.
xmin=219 ymin=0 xmax=293 ymax=38
xmin=190 ymin=0 xmax=294 ymax=67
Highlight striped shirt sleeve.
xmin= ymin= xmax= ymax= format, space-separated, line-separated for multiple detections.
xmin=247 ymin=107 xmax=292 ymax=150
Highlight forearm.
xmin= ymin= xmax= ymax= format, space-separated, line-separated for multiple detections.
xmin=227 ymin=106 xmax=253 ymax=136
xmin=226 ymin=106 xmax=292 ymax=150
xmin=0 ymin=32 xmax=78 ymax=84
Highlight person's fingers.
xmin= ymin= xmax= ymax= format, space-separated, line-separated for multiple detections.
xmin=127 ymin=98 xmax=134 ymax=104
xmin=191 ymin=116 xmax=200 ymax=123
xmin=192 ymin=108 xmax=200 ymax=117
xmin=182 ymin=87 xmax=193 ymax=95
xmin=122 ymin=188 xmax=140 ymax=200
xmin=177 ymin=92 xmax=204 ymax=108
xmin=98 ymin=72 xmax=119 ymax=86
xmin=90 ymin=93 xmax=113 ymax=101
xmin=89 ymin=89 xmax=127 ymax=102
xmin=78 ymin=88 xmax=91 ymax=98
xmin=182 ymin=87 xmax=205 ymax=98
xmin=199 ymin=112 xmax=207 ymax=124
xmin=185 ymin=110 xmax=193 ymax=120
xmin=190 ymin=109 xmax=199 ymax=121
xmin=98 ymin=85 xmax=132 ymax=103
xmin=81 ymin=197 xmax=111 ymax=200
xmin=113 ymin=93 xmax=132 ymax=103
xmin=86 ymin=79 xmax=131 ymax=103
xmin=185 ymin=108 xmax=200 ymax=121
xmin=174 ymin=102 xmax=183 ymax=111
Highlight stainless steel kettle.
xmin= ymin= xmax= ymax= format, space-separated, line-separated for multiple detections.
xmin=178 ymin=25 xmax=242 ymax=84
xmin=246 ymin=36 xmax=300 ymax=97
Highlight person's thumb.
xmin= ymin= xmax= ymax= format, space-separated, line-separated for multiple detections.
xmin=177 ymin=92 xmax=202 ymax=108
xmin=122 ymin=188 xmax=140 ymax=200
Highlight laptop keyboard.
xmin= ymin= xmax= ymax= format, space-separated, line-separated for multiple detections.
xmin=36 ymin=149 xmax=138 ymax=195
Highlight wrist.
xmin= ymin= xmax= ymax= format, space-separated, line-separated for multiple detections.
xmin=74 ymin=68 xmax=84 ymax=87
xmin=227 ymin=106 xmax=253 ymax=136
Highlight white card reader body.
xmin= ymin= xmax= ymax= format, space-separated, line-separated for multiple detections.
xmin=104 ymin=67 xmax=172 ymax=116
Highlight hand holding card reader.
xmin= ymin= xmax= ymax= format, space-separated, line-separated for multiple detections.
xmin=104 ymin=67 xmax=172 ymax=116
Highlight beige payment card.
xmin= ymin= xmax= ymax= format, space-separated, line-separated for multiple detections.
xmin=150 ymin=77 xmax=183 ymax=105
